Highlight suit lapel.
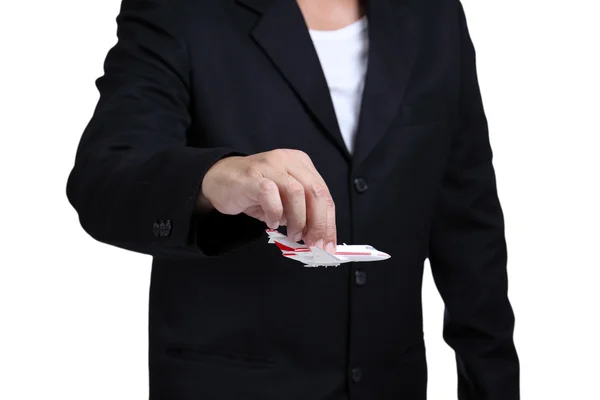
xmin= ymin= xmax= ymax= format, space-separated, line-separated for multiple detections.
xmin=237 ymin=0 xmax=352 ymax=161
xmin=352 ymin=0 xmax=421 ymax=166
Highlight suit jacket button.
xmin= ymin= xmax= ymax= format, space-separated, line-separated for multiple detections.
xmin=152 ymin=222 xmax=160 ymax=237
xmin=353 ymin=177 xmax=368 ymax=194
xmin=159 ymin=221 xmax=166 ymax=237
xmin=351 ymin=367 xmax=362 ymax=383
xmin=355 ymin=270 xmax=367 ymax=286
xmin=164 ymin=220 xmax=172 ymax=236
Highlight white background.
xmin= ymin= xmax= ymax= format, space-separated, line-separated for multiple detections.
xmin=1 ymin=0 xmax=599 ymax=398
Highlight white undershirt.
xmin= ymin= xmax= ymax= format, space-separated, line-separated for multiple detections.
xmin=309 ymin=17 xmax=369 ymax=154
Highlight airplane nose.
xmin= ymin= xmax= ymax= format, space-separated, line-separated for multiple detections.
xmin=378 ymin=252 xmax=391 ymax=259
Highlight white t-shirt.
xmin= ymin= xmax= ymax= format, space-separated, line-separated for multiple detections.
xmin=309 ymin=17 xmax=369 ymax=154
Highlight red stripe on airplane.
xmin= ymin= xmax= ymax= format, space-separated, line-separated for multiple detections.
xmin=274 ymin=241 xmax=309 ymax=252
xmin=274 ymin=241 xmax=295 ymax=251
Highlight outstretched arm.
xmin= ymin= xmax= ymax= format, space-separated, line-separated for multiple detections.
xmin=66 ymin=0 xmax=265 ymax=258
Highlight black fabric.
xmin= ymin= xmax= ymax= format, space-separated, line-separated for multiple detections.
xmin=66 ymin=0 xmax=519 ymax=398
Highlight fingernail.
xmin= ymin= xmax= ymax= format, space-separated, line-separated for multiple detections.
xmin=315 ymin=239 xmax=324 ymax=249
xmin=325 ymin=242 xmax=335 ymax=254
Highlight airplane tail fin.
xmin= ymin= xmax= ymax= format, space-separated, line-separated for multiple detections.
xmin=266 ymin=229 xmax=286 ymax=244
xmin=266 ymin=229 xmax=307 ymax=252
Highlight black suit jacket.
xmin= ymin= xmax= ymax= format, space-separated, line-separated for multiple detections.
xmin=66 ymin=0 xmax=519 ymax=398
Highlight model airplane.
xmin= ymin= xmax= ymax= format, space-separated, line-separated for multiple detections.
xmin=266 ymin=229 xmax=390 ymax=267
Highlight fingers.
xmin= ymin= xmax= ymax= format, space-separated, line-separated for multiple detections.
xmin=265 ymin=173 xmax=307 ymax=241
xmin=300 ymin=181 xmax=329 ymax=247
xmin=240 ymin=150 xmax=336 ymax=252
xmin=285 ymin=159 xmax=336 ymax=250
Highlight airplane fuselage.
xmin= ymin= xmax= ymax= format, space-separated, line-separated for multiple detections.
xmin=282 ymin=245 xmax=389 ymax=265
xmin=266 ymin=229 xmax=390 ymax=267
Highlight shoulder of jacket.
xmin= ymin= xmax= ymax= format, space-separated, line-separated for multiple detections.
xmin=124 ymin=0 xmax=222 ymax=19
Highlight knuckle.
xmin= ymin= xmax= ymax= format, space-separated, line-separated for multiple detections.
xmin=295 ymin=150 xmax=315 ymax=166
xmin=310 ymin=183 xmax=328 ymax=199
xmin=286 ymin=181 xmax=305 ymax=197
xmin=245 ymin=164 xmax=263 ymax=179
xmin=258 ymin=178 xmax=276 ymax=194
xmin=270 ymin=149 xmax=290 ymax=163
xmin=270 ymin=204 xmax=284 ymax=217
xmin=326 ymin=196 xmax=335 ymax=210
xmin=256 ymin=153 xmax=277 ymax=168
xmin=293 ymin=149 xmax=310 ymax=160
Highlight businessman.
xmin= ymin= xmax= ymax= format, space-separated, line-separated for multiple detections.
xmin=66 ymin=0 xmax=519 ymax=398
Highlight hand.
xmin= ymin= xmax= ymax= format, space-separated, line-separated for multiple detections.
xmin=200 ymin=149 xmax=336 ymax=251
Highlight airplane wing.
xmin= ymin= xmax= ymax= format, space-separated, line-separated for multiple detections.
xmin=310 ymin=246 xmax=342 ymax=265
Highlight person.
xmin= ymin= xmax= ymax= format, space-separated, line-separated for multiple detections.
xmin=66 ymin=0 xmax=520 ymax=398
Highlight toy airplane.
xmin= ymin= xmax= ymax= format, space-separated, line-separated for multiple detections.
xmin=266 ymin=229 xmax=390 ymax=267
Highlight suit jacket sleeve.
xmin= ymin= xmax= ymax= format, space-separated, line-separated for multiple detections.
xmin=428 ymin=2 xmax=520 ymax=399
xmin=66 ymin=0 xmax=265 ymax=258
